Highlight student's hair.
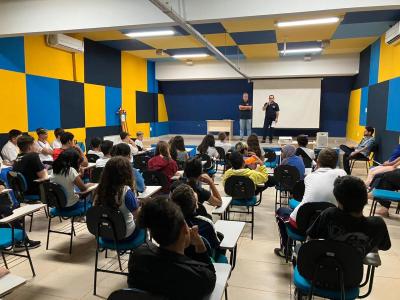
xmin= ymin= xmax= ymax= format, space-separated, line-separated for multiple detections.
xmin=170 ymin=136 xmax=186 ymax=161
xmin=94 ymin=157 xmax=135 ymax=208
xmin=170 ymin=184 xmax=197 ymax=217
xmin=197 ymin=134 xmax=215 ymax=154
xmin=365 ymin=126 xmax=375 ymax=135
xmin=234 ymin=141 xmax=248 ymax=155
xmin=137 ymin=196 xmax=186 ymax=247
xmin=16 ymin=134 xmax=34 ymax=152
xmin=8 ymin=129 xmax=22 ymax=140
xmin=36 ymin=128 xmax=47 ymax=136
xmin=333 ymin=176 xmax=367 ymax=213
xmin=230 ymin=151 xmax=244 ymax=170
xmin=247 ymin=133 xmax=263 ymax=158
xmin=184 ymin=158 xmax=202 ymax=179
xmin=60 ymin=132 xmax=74 ymax=145
xmin=317 ymin=148 xmax=338 ymax=169
xmin=218 ymin=132 xmax=227 ymax=142
xmin=297 ymin=135 xmax=309 ymax=147
xmin=136 ymin=131 xmax=143 ymax=137
xmin=53 ymin=148 xmax=81 ymax=176
xmin=100 ymin=140 xmax=113 ymax=156
xmin=155 ymin=141 xmax=171 ymax=160
xmin=110 ymin=143 xmax=131 ymax=157
xmin=54 ymin=128 xmax=64 ymax=139
xmin=90 ymin=137 xmax=102 ymax=149
xmin=120 ymin=132 xmax=130 ymax=140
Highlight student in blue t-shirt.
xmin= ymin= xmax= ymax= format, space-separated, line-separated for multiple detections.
xmin=280 ymin=144 xmax=305 ymax=180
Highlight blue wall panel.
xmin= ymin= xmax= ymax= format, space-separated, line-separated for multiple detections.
xmin=369 ymin=39 xmax=380 ymax=85
xmin=359 ymin=87 xmax=369 ymax=126
xmin=387 ymin=77 xmax=400 ymax=132
xmin=150 ymin=121 xmax=169 ymax=137
xmin=0 ymin=37 xmax=25 ymax=73
xmin=147 ymin=61 xmax=158 ymax=93
xmin=26 ymin=75 xmax=60 ymax=131
xmin=105 ymin=86 xmax=122 ymax=126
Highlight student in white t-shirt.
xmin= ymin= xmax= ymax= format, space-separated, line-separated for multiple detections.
xmin=1 ymin=129 xmax=21 ymax=164
xmin=120 ymin=131 xmax=138 ymax=156
xmin=96 ymin=140 xmax=113 ymax=168
xmin=215 ymin=132 xmax=232 ymax=154
xmin=135 ymin=131 xmax=144 ymax=151
xmin=35 ymin=128 xmax=54 ymax=163
xmin=52 ymin=128 xmax=64 ymax=149
xmin=87 ymin=137 xmax=104 ymax=159
xmin=197 ymin=134 xmax=219 ymax=159
xmin=52 ymin=148 xmax=95 ymax=209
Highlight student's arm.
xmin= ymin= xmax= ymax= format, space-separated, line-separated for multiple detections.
xmin=134 ymin=168 xmax=145 ymax=193
xmin=199 ymin=174 xmax=222 ymax=206
xmin=125 ymin=189 xmax=139 ymax=219
xmin=74 ymin=145 xmax=88 ymax=167
xmin=36 ymin=169 xmax=48 ymax=180
xmin=275 ymin=111 xmax=279 ymax=123
xmin=73 ymin=175 xmax=89 ymax=192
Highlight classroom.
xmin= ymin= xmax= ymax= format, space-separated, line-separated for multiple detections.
xmin=0 ymin=1 xmax=400 ymax=299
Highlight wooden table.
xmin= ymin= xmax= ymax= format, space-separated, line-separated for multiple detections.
xmin=0 ymin=203 xmax=46 ymax=224
xmin=212 ymin=197 xmax=232 ymax=220
xmin=207 ymin=120 xmax=234 ymax=141
xmin=0 ymin=273 xmax=26 ymax=297
xmin=205 ymin=263 xmax=232 ymax=300
xmin=214 ymin=220 xmax=245 ymax=270
xmin=138 ymin=186 xmax=162 ymax=200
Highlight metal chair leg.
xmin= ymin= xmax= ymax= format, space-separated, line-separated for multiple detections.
xmin=46 ymin=215 xmax=52 ymax=250
xmin=24 ymin=242 xmax=36 ymax=276
xmin=251 ymin=206 xmax=254 ymax=240
xmin=69 ymin=218 xmax=74 ymax=254
xmin=1 ymin=251 xmax=8 ymax=269
xmin=93 ymin=250 xmax=99 ymax=295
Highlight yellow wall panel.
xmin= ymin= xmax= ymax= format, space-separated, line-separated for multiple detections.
xmin=135 ymin=123 xmax=150 ymax=138
xmin=121 ymin=52 xmax=147 ymax=93
xmin=346 ymin=89 xmax=365 ymax=142
xmin=64 ymin=127 xmax=86 ymax=144
xmin=378 ymin=37 xmax=400 ymax=83
xmin=85 ymin=84 xmax=106 ymax=127
xmin=0 ymin=70 xmax=28 ymax=133
xmin=158 ymin=94 xmax=168 ymax=122
xmin=24 ymin=36 xmax=83 ymax=82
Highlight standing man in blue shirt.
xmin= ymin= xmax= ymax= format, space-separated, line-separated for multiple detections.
xmin=262 ymin=95 xmax=280 ymax=143
xmin=239 ymin=92 xmax=252 ymax=140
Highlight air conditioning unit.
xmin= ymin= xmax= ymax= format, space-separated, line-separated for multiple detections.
xmin=385 ymin=21 xmax=400 ymax=46
xmin=316 ymin=132 xmax=329 ymax=148
xmin=46 ymin=34 xmax=84 ymax=53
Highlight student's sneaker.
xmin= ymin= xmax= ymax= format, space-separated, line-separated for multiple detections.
xmin=13 ymin=240 xmax=41 ymax=253
xmin=274 ymin=247 xmax=286 ymax=258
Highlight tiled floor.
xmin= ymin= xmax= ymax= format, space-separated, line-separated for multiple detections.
xmin=2 ymin=138 xmax=399 ymax=300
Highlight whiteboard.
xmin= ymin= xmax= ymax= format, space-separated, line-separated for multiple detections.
xmin=252 ymin=78 xmax=321 ymax=128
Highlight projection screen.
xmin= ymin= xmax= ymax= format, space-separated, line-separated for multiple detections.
xmin=252 ymin=78 xmax=322 ymax=129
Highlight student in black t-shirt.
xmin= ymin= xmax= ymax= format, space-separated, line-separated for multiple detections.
xmin=239 ymin=92 xmax=252 ymax=140
xmin=13 ymin=134 xmax=48 ymax=196
xmin=307 ymin=176 xmax=391 ymax=256
xmin=262 ymin=94 xmax=280 ymax=143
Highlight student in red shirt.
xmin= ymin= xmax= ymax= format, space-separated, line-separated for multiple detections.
xmin=52 ymin=132 xmax=88 ymax=167
xmin=148 ymin=141 xmax=178 ymax=192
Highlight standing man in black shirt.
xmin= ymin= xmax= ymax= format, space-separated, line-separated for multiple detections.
xmin=262 ymin=95 xmax=280 ymax=143
xmin=239 ymin=92 xmax=252 ymax=140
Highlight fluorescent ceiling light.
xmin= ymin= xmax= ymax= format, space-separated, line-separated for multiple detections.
xmin=172 ymin=53 xmax=209 ymax=58
xmin=125 ymin=30 xmax=174 ymax=38
xmin=279 ymin=47 xmax=322 ymax=54
xmin=277 ymin=17 xmax=340 ymax=28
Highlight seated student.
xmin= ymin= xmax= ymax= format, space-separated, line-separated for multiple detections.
xmin=87 ymin=137 xmax=104 ymax=159
xmin=307 ymin=176 xmax=391 ymax=256
xmin=340 ymin=126 xmax=376 ymax=175
xmin=52 ymin=149 xmax=94 ymax=209
xmin=296 ymin=134 xmax=316 ymax=166
xmin=197 ymin=134 xmax=219 ymax=159
xmin=148 ymin=141 xmax=178 ymax=192
xmin=110 ymin=143 xmax=145 ymax=193
xmin=223 ymin=151 xmax=274 ymax=195
xmin=53 ymin=132 xmax=88 ymax=167
xmin=35 ymin=128 xmax=54 ymax=164
xmin=1 ymin=129 xmax=21 ymax=164
xmin=170 ymin=135 xmax=189 ymax=163
xmin=274 ymin=148 xmax=346 ymax=258
xmin=281 ymin=144 xmax=305 ymax=180
xmin=135 ymin=131 xmax=144 ymax=151
xmin=215 ymin=132 xmax=232 ymax=154
xmin=119 ymin=131 xmax=138 ymax=156
xmin=184 ymin=158 xmax=222 ymax=217
xmin=127 ymin=197 xmax=216 ymax=300
xmin=95 ymin=140 xmax=113 ymax=168
xmin=0 ymin=183 xmax=41 ymax=250
xmin=93 ymin=156 xmax=139 ymax=240
xmin=13 ymin=134 xmax=48 ymax=196
xmin=52 ymin=128 xmax=64 ymax=149
xmin=233 ymin=141 xmax=258 ymax=168
xmin=247 ymin=133 xmax=265 ymax=159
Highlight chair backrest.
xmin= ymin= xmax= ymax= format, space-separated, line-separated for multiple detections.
xmin=297 ymin=240 xmax=363 ymax=290
xmin=291 ymin=180 xmax=305 ymax=201
xmin=86 ymin=153 xmax=100 ymax=163
xmin=224 ymin=176 xmax=255 ymax=199
xmin=142 ymin=170 xmax=168 ymax=187
xmin=90 ymin=167 xmax=104 ymax=183
xmin=197 ymin=153 xmax=213 ymax=170
xmin=134 ymin=155 xmax=150 ymax=171
xmin=369 ymin=142 xmax=379 ymax=159
xmin=295 ymin=148 xmax=313 ymax=168
xmin=176 ymin=159 xmax=186 ymax=171
xmin=108 ymin=288 xmax=166 ymax=300
xmin=42 ymin=181 xmax=68 ymax=208
xmin=296 ymin=202 xmax=335 ymax=234
xmin=7 ymin=171 xmax=28 ymax=203
xmin=264 ymin=148 xmax=277 ymax=163
xmin=86 ymin=206 xmax=127 ymax=241
xmin=274 ymin=165 xmax=300 ymax=191
xmin=215 ymin=146 xmax=226 ymax=161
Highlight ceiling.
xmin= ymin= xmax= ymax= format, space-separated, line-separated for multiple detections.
xmin=72 ymin=9 xmax=400 ymax=62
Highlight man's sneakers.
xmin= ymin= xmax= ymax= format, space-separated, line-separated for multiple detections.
xmin=13 ymin=240 xmax=41 ymax=252
xmin=274 ymin=248 xmax=286 ymax=258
